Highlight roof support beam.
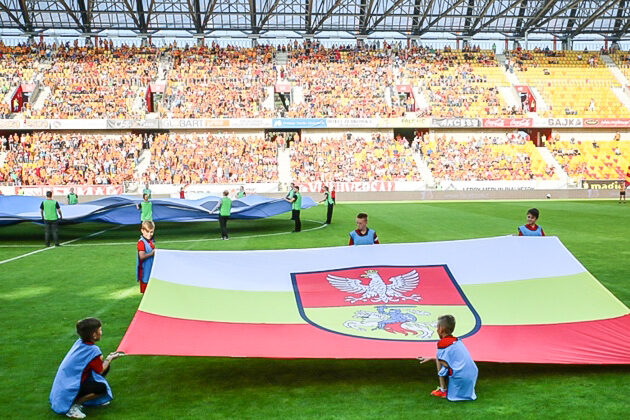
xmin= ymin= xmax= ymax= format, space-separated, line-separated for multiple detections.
xmin=612 ymin=0 xmax=626 ymax=35
xmin=359 ymin=0 xmax=375 ymax=34
xmin=514 ymin=0 xmax=527 ymax=34
xmin=121 ymin=0 xmax=142 ymax=31
xmin=258 ymin=0 xmax=282 ymax=32
xmin=248 ymin=0 xmax=257 ymax=33
xmin=76 ymin=0 xmax=92 ymax=33
xmin=0 ymin=1 xmax=26 ymax=31
xmin=185 ymin=0 xmax=203 ymax=34
xmin=56 ymin=0 xmax=85 ymax=30
xmin=418 ymin=0 xmax=467 ymax=35
xmin=469 ymin=0 xmax=497 ymax=35
xmin=617 ymin=18 xmax=630 ymax=37
xmin=471 ymin=0 xmax=525 ymax=35
xmin=464 ymin=0 xmax=475 ymax=33
xmin=365 ymin=0 xmax=407 ymax=33
xmin=305 ymin=0 xmax=314 ymax=32
xmin=571 ymin=0 xmax=620 ymax=36
xmin=201 ymin=0 xmax=219 ymax=30
xmin=528 ymin=0 xmax=582 ymax=33
xmin=412 ymin=0 xmax=435 ymax=34
xmin=309 ymin=0 xmax=344 ymax=34
xmin=18 ymin=0 xmax=32 ymax=32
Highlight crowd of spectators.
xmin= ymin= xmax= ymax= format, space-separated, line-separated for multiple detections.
xmin=31 ymin=40 xmax=159 ymax=119
xmin=162 ymin=44 xmax=276 ymax=118
xmin=143 ymin=133 xmax=278 ymax=184
xmin=0 ymin=132 xmax=141 ymax=185
xmin=289 ymin=133 xmax=417 ymax=182
xmin=419 ymin=133 xmax=556 ymax=181
xmin=281 ymin=45 xmax=405 ymax=118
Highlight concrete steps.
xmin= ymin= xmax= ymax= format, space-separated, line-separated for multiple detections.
xmin=277 ymin=147 xmax=292 ymax=185
xmin=135 ymin=149 xmax=151 ymax=181
xmin=413 ymin=152 xmax=434 ymax=187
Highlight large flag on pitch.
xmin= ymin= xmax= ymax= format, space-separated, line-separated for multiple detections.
xmin=118 ymin=236 xmax=630 ymax=364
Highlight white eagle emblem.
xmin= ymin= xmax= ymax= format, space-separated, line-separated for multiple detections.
xmin=327 ymin=269 xmax=422 ymax=304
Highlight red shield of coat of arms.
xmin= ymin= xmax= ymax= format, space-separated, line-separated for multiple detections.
xmin=291 ymin=265 xmax=481 ymax=341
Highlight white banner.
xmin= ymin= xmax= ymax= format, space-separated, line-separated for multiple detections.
xmin=438 ymin=180 xmax=568 ymax=191
xmin=179 ymin=183 xmax=279 ymax=198
xmin=299 ymin=181 xmax=399 ymax=193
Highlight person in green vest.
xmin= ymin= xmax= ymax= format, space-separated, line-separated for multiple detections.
xmin=319 ymin=185 xmax=334 ymax=225
xmin=40 ymin=191 xmax=63 ymax=247
xmin=136 ymin=194 xmax=153 ymax=222
xmin=142 ymin=183 xmax=152 ymax=199
xmin=284 ymin=185 xmax=302 ymax=232
xmin=285 ymin=182 xmax=295 ymax=220
xmin=218 ymin=190 xmax=232 ymax=240
xmin=236 ymin=186 xmax=246 ymax=199
xmin=67 ymin=188 xmax=79 ymax=205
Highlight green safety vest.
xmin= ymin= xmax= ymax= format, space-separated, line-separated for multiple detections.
xmin=43 ymin=199 xmax=59 ymax=221
xmin=143 ymin=188 xmax=152 ymax=199
xmin=287 ymin=190 xmax=295 ymax=199
xmin=141 ymin=201 xmax=153 ymax=221
xmin=325 ymin=192 xmax=334 ymax=205
xmin=220 ymin=196 xmax=232 ymax=217
xmin=292 ymin=193 xmax=302 ymax=211
xmin=68 ymin=193 xmax=78 ymax=205
xmin=236 ymin=191 xmax=246 ymax=199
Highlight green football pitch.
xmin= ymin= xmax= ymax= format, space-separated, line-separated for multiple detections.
xmin=1 ymin=200 xmax=629 ymax=419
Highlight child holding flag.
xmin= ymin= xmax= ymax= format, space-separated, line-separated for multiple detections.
xmin=50 ymin=318 xmax=122 ymax=418
xmin=137 ymin=220 xmax=155 ymax=294
xmin=418 ymin=315 xmax=478 ymax=401
xmin=517 ymin=208 xmax=545 ymax=236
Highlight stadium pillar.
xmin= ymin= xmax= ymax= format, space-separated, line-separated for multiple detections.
xmin=524 ymin=32 xmax=529 ymax=50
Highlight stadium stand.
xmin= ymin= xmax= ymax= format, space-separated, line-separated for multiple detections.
xmin=282 ymin=45 xmax=405 ymax=118
xmin=289 ymin=133 xmax=417 ymax=182
xmin=419 ymin=133 xmax=556 ymax=181
xmin=399 ymin=47 xmax=523 ymax=118
xmin=143 ymin=133 xmax=278 ymax=184
xmin=547 ymin=137 xmax=630 ymax=180
xmin=511 ymin=50 xmax=630 ymax=118
xmin=32 ymin=43 xmax=159 ymax=119
xmin=162 ymin=44 xmax=276 ymax=118
xmin=0 ymin=132 xmax=142 ymax=185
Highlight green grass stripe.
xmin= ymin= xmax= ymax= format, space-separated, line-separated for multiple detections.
xmin=140 ymin=277 xmax=306 ymax=324
xmin=461 ymin=272 xmax=630 ymax=325
xmin=142 ymin=272 xmax=628 ymax=326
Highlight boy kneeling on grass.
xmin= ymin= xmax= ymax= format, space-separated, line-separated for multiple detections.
xmin=418 ymin=315 xmax=478 ymax=401
xmin=50 ymin=318 xmax=123 ymax=418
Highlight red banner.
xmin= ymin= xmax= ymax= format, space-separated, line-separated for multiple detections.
xmin=482 ymin=118 xmax=533 ymax=128
xmin=16 ymin=185 xmax=123 ymax=196
xmin=298 ymin=181 xmax=396 ymax=193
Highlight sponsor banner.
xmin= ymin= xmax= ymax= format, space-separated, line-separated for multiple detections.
xmin=179 ymin=183 xmax=279 ymax=198
xmin=159 ymin=119 xmax=230 ymax=129
xmin=229 ymin=118 xmax=272 ymax=129
xmin=482 ymin=118 xmax=533 ymax=128
xmin=439 ymin=180 xmax=567 ymax=191
xmin=22 ymin=119 xmax=49 ymax=129
xmin=16 ymin=185 xmax=123 ymax=196
xmin=378 ymin=117 xmax=431 ymax=128
xmin=299 ymin=181 xmax=396 ymax=193
xmin=582 ymin=118 xmax=630 ymax=128
xmin=50 ymin=119 xmax=108 ymax=130
xmin=581 ymin=179 xmax=624 ymax=190
xmin=272 ymin=118 xmax=326 ymax=129
xmin=0 ymin=119 xmax=21 ymax=129
xmin=106 ymin=119 xmax=159 ymax=129
xmin=538 ymin=118 xmax=583 ymax=128
xmin=432 ymin=118 xmax=481 ymax=128
xmin=325 ymin=118 xmax=378 ymax=128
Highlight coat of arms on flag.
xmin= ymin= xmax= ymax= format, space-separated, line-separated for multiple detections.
xmin=291 ymin=265 xmax=481 ymax=341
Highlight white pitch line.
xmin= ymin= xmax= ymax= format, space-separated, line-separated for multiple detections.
xmin=0 ymin=226 xmax=120 ymax=265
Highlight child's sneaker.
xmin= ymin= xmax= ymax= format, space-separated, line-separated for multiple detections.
xmin=66 ymin=404 xmax=86 ymax=418
xmin=430 ymin=388 xmax=447 ymax=398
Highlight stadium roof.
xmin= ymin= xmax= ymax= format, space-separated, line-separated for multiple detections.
xmin=0 ymin=1 xmax=628 ymax=39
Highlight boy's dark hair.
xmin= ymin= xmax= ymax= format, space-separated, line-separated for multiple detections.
xmin=294 ymin=185 xmax=299 ymax=190
xmin=77 ymin=318 xmax=102 ymax=342
xmin=357 ymin=212 xmax=368 ymax=220
xmin=143 ymin=193 xmax=148 ymax=200
xmin=437 ymin=315 xmax=456 ymax=335
xmin=527 ymin=208 xmax=540 ymax=219
xmin=46 ymin=191 xmax=52 ymax=198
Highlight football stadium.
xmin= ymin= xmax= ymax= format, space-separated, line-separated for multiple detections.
xmin=1 ymin=1 xmax=629 ymax=418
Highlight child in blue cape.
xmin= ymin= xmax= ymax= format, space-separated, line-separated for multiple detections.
xmin=418 ymin=315 xmax=478 ymax=401
xmin=50 ymin=318 xmax=123 ymax=418
xmin=137 ymin=220 xmax=156 ymax=293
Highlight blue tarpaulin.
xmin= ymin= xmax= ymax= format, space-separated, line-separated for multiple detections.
xmin=0 ymin=195 xmax=316 ymax=226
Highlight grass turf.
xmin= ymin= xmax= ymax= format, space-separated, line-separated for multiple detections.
xmin=0 ymin=200 xmax=629 ymax=419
